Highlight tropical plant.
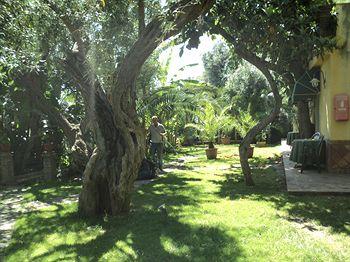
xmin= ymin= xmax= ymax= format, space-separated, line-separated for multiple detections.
xmin=232 ymin=112 xmax=258 ymax=139
xmin=185 ymin=102 xmax=232 ymax=149
xmin=137 ymin=79 xmax=214 ymax=147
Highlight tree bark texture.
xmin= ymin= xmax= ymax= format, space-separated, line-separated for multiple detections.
xmin=296 ymin=100 xmax=313 ymax=138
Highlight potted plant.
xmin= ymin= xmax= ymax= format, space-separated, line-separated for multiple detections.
xmin=0 ymin=132 xmax=11 ymax=152
xmin=185 ymin=103 xmax=231 ymax=160
xmin=232 ymin=112 xmax=257 ymax=158
xmin=221 ymin=135 xmax=231 ymax=145
xmin=220 ymin=118 xmax=234 ymax=145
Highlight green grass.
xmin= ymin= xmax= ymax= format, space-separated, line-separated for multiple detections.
xmin=2 ymin=145 xmax=350 ymax=261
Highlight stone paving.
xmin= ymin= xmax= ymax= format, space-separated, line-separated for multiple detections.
xmin=281 ymin=140 xmax=350 ymax=193
xmin=0 ymin=187 xmax=26 ymax=252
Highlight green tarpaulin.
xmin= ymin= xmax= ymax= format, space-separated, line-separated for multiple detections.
xmin=292 ymin=68 xmax=320 ymax=104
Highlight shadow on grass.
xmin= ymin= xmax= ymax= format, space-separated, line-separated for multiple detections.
xmin=12 ymin=209 xmax=241 ymax=261
xmin=18 ymin=180 xmax=81 ymax=204
xmin=212 ymin=157 xmax=350 ymax=236
xmin=4 ymin=173 xmax=242 ymax=261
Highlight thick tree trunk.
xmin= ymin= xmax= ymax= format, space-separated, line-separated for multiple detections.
xmin=78 ymin=88 xmax=145 ymax=216
xmin=296 ymin=101 xmax=313 ymax=138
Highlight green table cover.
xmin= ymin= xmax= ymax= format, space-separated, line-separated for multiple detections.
xmin=289 ymin=139 xmax=325 ymax=166
xmin=287 ymin=132 xmax=300 ymax=145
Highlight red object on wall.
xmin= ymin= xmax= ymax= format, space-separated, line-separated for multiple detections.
xmin=334 ymin=94 xmax=349 ymax=121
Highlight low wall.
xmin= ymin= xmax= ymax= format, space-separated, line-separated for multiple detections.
xmin=0 ymin=152 xmax=57 ymax=185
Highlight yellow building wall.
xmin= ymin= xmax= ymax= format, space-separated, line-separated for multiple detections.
xmin=318 ymin=4 xmax=350 ymax=140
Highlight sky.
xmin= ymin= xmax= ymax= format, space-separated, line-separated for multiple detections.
xmin=159 ymin=34 xmax=220 ymax=83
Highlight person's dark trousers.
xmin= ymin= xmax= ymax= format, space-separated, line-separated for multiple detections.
xmin=150 ymin=142 xmax=164 ymax=169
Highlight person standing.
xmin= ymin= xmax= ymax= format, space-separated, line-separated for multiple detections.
xmin=148 ymin=116 xmax=166 ymax=171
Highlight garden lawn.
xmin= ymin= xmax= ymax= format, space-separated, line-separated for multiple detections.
xmin=2 ymin=145 xmax=350 ymax=261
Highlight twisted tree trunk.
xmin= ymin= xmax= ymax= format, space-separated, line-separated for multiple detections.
xmin=212 ymin=25 xmax=282 ymax=186
xmin=78 ymin=90 xmax=145 ymax=215
xmin=78 ymin=0 xmax=215 ymax=216
xmin=238 ymin=67 xmax=282 ymax=186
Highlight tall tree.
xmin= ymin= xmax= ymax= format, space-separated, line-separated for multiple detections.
xmin=42 ymin=0 xmax=215 ymax=216
xmin=202 ymin=42 xmax=240 ymax=87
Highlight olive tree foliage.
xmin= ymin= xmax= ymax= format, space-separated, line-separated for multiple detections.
xmin=0 ymin=0 xmax=82 ymax=174
xmin=224 ymin=63 xmax=270 ymax=119
xmin=0 ymin=0 xmax=165 ymax=175
xmin=202 ymin=42 xmax=241 ymax=87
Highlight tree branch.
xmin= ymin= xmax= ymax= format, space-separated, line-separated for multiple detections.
xmin=42 ymin=0 xmax=87 ymax=56
xmin=138 ymin=0 xmax=145 ymax=36
xmin=209 ymin=23 xmax=281 ymax=73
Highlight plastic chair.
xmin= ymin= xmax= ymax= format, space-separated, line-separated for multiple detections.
xmin=311 ymin=132 xmax=321 ymax=140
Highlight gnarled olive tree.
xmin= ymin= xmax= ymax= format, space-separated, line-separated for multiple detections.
xmin=45 ymin=0 xmax=215 ymax=216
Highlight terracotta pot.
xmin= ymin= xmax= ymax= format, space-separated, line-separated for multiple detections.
xmin=256 ymin=141 xmax=267 ymax=147
xmin=205 ymin=147 xmax=218 ymax=160
xmin=0 ymin=143 xmax=11 ymax=152
xmin=247 ymin=146 xmax=254 ymax=158
xmin=221 ymin=137 xmax=231 ymax=145
xmin=43 ymin=143 xmax=55 ymax=152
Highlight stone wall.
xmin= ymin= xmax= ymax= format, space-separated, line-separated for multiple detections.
xmin=0 ymin=151 xmax=57 ymax=185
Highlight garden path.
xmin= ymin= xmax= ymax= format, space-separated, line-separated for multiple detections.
xmin=0 ymin=186 xmax=78 ymax=254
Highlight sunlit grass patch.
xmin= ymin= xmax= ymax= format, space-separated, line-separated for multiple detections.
xmin=3 ymin=145 xmax=350 ymax=261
